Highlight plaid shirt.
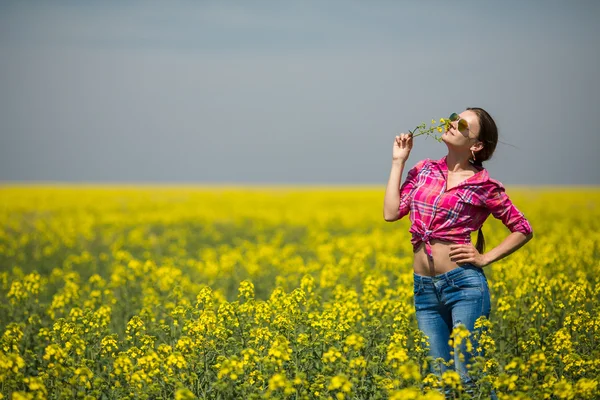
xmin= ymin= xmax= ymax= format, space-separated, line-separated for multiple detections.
xmin=398 ymin=156 xmax=533 ymax=259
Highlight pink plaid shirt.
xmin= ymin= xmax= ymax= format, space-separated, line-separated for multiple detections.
xmin=398 ymin=156 xmax=533 ymax=259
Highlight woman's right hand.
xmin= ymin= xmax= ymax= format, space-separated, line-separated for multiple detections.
xmin=393 ymin=133 xmax=413 ymax=163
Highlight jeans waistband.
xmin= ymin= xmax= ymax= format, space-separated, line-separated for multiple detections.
xmin=413 ymin=264 xmax=484 ymax=284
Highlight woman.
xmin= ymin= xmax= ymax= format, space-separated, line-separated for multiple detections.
xmin=383 ymin=107 xmax=533 ymax=398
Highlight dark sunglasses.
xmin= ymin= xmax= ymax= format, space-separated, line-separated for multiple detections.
xmin=448 ymin=112 xmax=470 ymax=135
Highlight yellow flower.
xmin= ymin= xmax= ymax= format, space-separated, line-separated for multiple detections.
xmin=166 ymin=353 xmax=187 ymax=369
xmin=323 ymin=347 xmax=343 ymax=364
xmin=390 ymin=388 xmax=444 ymax=400
xmin=441 ymin=370 xmax=462 ymax=389
xmin=237 ymin=280 xmax=255 ymax=300
xmin=575 ymin=378 xmax=598 ymax=399
xmin=344 ymin=333 xmax=365 ymax=351
xmin=553 ymin=379 xmax=574 ymax=399
xmin=11 ymin=393 xmax=33 ymax=400
xmin=328 ymin=374 xmax=352 ymax=393
xmin=398 ymin=361 xmax=421 ymax=381
xmin=174 ymin=388 xmax=196 ymax=400
xmin=24 ymin=377 xmax=46 ymax=393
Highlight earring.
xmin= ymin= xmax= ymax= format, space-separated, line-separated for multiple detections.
xmin=471 ymin=150 xmax=476 ymax=160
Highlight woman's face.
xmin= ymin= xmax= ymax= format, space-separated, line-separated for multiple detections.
xmin=441 ymin=110 xmax=482 ymax=150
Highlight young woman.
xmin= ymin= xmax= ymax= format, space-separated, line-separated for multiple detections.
xmin=383 ymin=107 xmax=533 ymax=398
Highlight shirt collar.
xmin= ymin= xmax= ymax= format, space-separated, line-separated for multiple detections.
xmin=432 ymin=155 xmax=490 ymax=187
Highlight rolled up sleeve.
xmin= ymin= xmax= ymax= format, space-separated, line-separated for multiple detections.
xmin=485 ymin=184 xmax=533 ymax=235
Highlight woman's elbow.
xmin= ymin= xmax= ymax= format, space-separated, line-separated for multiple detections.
xmin=387 ymin=202 xmax=410 ymax=222
xmin=525 ymin=231 xmax=534 ymax=242
xmin=384 ymin=211 xmax=399 ymax=222
xmin=516 ymin=230 xmax=533 ymax=244
xmin=385 ymin=208 xmax=408 ymax=222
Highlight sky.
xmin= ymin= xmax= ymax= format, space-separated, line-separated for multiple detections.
xmin=1 ymin=0 xmax=599 ymax=185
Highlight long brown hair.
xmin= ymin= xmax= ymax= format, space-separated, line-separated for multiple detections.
xmin=467 ymin=107 xmax=499 ymax=255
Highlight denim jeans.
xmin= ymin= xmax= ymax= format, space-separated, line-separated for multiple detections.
xmin=413 ymin=264 xmax=498 ymax=399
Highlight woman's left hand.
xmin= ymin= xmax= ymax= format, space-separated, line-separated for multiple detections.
xmin=449 ymin=243 xmax=488 ymax=267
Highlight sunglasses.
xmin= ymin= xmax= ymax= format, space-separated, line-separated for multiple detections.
xmin=448 ymin=112 xmax=470 ymax=135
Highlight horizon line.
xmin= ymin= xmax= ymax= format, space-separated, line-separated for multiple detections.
xmin=1 ymin=181 xmax=599 ymax=189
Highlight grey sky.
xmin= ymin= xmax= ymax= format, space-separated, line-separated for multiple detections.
xmin=1 ymin=0 xmax=599 ymax=185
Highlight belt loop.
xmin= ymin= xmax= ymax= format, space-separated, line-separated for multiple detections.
xmin=444 ymin=270 xmax=452 ymax=285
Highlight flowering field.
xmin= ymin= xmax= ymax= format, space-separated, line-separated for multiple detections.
xmin=1 ymin=185 xmax=599 ymax=400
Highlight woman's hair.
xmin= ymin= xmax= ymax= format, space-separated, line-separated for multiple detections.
xmin=466 ymin=107 xmax=499 ymax=255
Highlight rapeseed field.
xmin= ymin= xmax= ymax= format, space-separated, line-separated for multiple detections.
xmin=0 ymin=185 xmax=598 ymax=399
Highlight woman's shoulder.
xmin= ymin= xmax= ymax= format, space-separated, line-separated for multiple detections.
xmin=411 ymin=158 xmax=434 ymax=170
xmin=485 ymin=173 xmax=506 ymax=191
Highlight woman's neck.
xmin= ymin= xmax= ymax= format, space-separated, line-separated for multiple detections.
xmin=445 ymin=152 xmax=474 ymax=173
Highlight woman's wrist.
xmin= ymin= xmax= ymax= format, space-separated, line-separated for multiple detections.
xmin=481 ymin=253 xmax=493 ymax=267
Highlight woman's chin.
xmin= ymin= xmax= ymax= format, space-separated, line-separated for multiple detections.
xmin=441 ymin=135 xmax=453 ymax=145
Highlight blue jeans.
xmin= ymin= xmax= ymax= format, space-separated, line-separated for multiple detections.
xmin=413 ymin=264 xmax=497 ymax=399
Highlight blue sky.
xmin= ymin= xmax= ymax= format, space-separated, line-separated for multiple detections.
xmin=1 ymin=1 xmax=599 ymax=184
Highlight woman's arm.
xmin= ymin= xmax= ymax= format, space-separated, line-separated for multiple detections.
xmin=481 ymin=231 xmax=533 ymax=266
xmin=384 ymin=133 xmax=422 ymax=221
xmin=481 ymin=183 xmax=534 ymax=265
xmin=450 ymin=184 xmax=534 ymax=267
xmin=449 ymin=231 xmax=533 ymax=267
xmin=383 ymin=160 xmax=407 ymax=221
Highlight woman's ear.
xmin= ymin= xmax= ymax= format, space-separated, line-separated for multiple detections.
xmin=471 ymin=141 xmax=484 ymax=153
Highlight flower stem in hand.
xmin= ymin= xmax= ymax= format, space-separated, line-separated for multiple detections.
xmin=408 ymin=118 xmax=450 ymax=142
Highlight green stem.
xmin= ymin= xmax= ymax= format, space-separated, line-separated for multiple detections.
xmin=409 ymin=123 xmax=445 ymax=141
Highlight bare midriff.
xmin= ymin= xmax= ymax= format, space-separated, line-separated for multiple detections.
xmin=412 ymin=239 xmax=468 ymax=276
